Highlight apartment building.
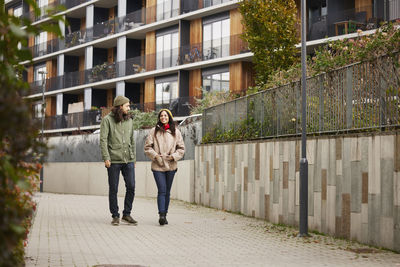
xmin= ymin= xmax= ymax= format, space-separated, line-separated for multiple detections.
xmin=5 ymin=0 xmax=400 ymax=134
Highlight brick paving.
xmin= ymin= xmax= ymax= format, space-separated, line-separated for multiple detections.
xmin=25 ymin=193 xmax=400 ymax=267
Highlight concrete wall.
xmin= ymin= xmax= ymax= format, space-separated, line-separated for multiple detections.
xmin=46 ymin=120 xmax=201 ymax=162
xmin=195 ymin=133 xmax=400 ymax=251
xmin=43 ymin=160 xmax=195 ymax=203
xmin=43 ymin=121 xmax=201 ymax=202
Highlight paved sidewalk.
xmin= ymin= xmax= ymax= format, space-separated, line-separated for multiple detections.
xmin=25 ymin=193 xmax=400 ymax=267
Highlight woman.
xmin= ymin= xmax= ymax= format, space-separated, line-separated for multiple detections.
xmin=144 ymin=109 xmax=185 ymax=225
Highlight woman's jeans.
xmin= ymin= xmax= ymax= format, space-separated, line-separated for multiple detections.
xmin=152 ymin=170 xmax=176 ymax=214
xmin=107 ymin=162 xmax=135 ymax=218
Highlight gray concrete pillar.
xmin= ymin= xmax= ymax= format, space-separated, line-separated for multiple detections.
xmin=116 ymin=81 xmax=125 ymax=96
xmin=56 ymin=93 xmax=63 ymax=115
xmin=84 ymin=88 xmax=92 ymax=110
xmin=57 ymin=54 xmax=64 ymax=92
xmin=86 ymin=5 xmax=94 ymax=39
xmin=118 ymin=0 xmax=127 ymax=17
xmin=117 ymin=36 xmax=126 ymax=76
xmin=85 ymin=46 xmax=93 ymax=69
xmin=57 ymin=54 xmax=64 ymax=75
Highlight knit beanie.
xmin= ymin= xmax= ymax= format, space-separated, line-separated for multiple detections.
xmin=113 ymin=95 xmax=130 ymax=107
xmin=159 ymin=108 xmax=173 ymax=119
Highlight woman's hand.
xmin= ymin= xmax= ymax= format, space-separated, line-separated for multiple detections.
xmin=155 ymin=155 xmax=164 ymax=166
xmin=163 ymin=155 xmax=174 ymax=161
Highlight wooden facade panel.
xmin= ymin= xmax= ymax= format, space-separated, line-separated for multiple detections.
xmin=45 ymin=96 xmax=56 ymax=117
xmin=27 ymin=66 xmax=34 ymax=83
xmin=190 ymin=19 xmax=203 ymax=45
xmin=108 ymin=48 xmax=115 ymax=63
xmin=230 ymin=9 xmax=245 ymax=55
xmin=229 ymin=62 xmax=242 ymax=94
xmin=46 ymin=61 xmax=53 ymax=78
xmin=107 ymin=89 xmax=114 ymax=108
xmin=81 ymin=18 xmax=86 ymax=30
xmin=145 ymin=78 xmax=155 ymax=111
xmin=229 ymin=62 xmax=254 ymax=94
xmin=242 ymin=61 xmax=255 ymax=90
xmin=79 ymin=56 xmax=85 ymax=71
xmin=355 ymin=0 xmax=372 ymax=21
xmin=29 ymin=36 xmax=35 ymax=48
xmin=189 ymin=69 xmax=202 ymax=98
xmin=145 ymin=31 xmax=156 ymax=71
xmin=146 ymin=0 xmax=156 ymax=24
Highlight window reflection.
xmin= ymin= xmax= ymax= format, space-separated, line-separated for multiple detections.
xmin=156 ymin=32 xmax=179 ymax=69
xmin=202 ymin=71 xmax=229 ymax=93
xmin=157 ymin=0 xmax=179 ymax=21
xmin=203 ymin=18 xmax=230 ymax=60
xmin=155 ymin=80 xmax=178 ymax=106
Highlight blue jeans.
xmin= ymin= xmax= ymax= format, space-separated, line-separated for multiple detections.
xmin=107 ymin=162 xmax=135 ymax=218
xmin=152 ymin=170 xmax=176 ymax=214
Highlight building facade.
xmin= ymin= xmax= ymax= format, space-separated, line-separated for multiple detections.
xmin=5 ymin=0 xmax=400 ymax=134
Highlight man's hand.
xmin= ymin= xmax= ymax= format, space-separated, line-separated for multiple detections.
xmin=104 ymin=160 xmax=111 ymax=168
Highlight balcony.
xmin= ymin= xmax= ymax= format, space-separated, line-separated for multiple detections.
xmin=307 ymin=2 xmax=400 ymax=41
xmin=39 ymin=96 xmax=198 ymax=131
xmin=29 ymin=34 xmax=248 ymax=95
xmin=27 ymin=0 xmax=235 ymax=58
xmin=23 ymin=0 xmax=89 ymax=22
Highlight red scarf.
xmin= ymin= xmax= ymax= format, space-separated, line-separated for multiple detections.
xmin=164 ymin=123 xmax=170 ymax=131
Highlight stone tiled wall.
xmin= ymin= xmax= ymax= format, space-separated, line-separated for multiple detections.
xmin=195 ymin=133 xmax=400 ymax=251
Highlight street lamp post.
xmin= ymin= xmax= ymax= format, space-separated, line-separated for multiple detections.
xmin=299 ymin=0 xmax=309 ymax=237
xmin=39 ymin=71 xmax=47 ymax=193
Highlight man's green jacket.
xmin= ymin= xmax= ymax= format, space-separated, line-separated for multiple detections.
xmin=100 ymin=112 xmax=136 ymax=163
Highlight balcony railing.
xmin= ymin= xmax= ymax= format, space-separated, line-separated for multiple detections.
xmin=307 ymin=4 xmax=400 ymax=41
xmin=39 ymin=96 xmax=198 ymax=130
xmin=28 ymin=0 xmax=235 ymax=57
xmin=29 ymin=34 xmax=248 ymax=94
xmin=23 ymin=0 xmax=89 ymax=22
xmin=40 ymin=109 xmax=102 ymax=131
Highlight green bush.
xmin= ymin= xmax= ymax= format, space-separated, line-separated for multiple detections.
xmin=130 ymin=109 xmax=158 ymax=130
xmin=239 ymin=0 xmax=298 ymax=85
xmin=0 ymin=1 xmax=64 ymax=265
xmin=261 ymin=22 xmax=400 ymax=91
xmin=190 ymin=88 xmax=235 ymax=115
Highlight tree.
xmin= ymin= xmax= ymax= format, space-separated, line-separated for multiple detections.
xmin=238 ymin=0 xmax=298 ymax=87
xmin=0 ymin=1 xmax=64 ymax=265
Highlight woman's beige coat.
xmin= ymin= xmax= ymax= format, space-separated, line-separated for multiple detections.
xmin=144 ymin=126 xmax=185 ymax=171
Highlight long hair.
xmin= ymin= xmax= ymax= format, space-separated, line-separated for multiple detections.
xmin=154 ymin=110 xmax=176 ymax=136
xmin=111 ymin=106 xmax=131 ymax=123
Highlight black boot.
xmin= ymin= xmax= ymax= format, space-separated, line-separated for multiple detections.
xmin=159 ymin=213 xmax=166 ymax=226
xmin=164 ymin=213 xmax=168 ymax=225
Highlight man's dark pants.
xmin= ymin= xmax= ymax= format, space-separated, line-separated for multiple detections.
xmin=107 ymin=162 xmax=135 ymax=218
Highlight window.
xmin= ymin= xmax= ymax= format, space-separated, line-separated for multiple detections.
xmin=202 ymin=66 xmax=229 ymax=93
xmin=13 ymin=6 xmax=22 ymax=17
xmin=37 ymin=0 xmax=48 ymax=19
xmin=203 ymin=16 xmax=230 ymax=60
xmin=34 ymin=64 xmax=47 ymax=82
xmin=157 ymin=0 xmax=179 ymax=21
xmin=35 ymin=31 xmax=48 ymax=56
xmin=37 ymin=0 xmax=48 ymax=7
xmin=7 ymin=4 xmax=22 ymax=17
xmin=34 ymin=102 xmax=44 ymax=118
xmin=203 ymin=0 xmax=231 ymax=8
xmin=155 ymin=76 xmax=178 ymax=108
xmin=156 ymin=31 xmax=179 ymax=69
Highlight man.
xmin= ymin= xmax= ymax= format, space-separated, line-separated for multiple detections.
xmin=100 ymin=95 xmax=137 ymax=226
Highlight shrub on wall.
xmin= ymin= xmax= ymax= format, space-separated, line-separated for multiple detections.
xmin=0 ymin=1 xmax=64 ymax=265
xmin=263 ymin=22 xmax=400 ymax=90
